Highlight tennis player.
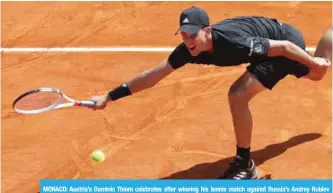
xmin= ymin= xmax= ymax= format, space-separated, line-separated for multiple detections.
xmin=88 ymin=6 xmax=331 ymax=179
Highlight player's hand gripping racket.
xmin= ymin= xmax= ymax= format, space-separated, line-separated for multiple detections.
xmin=12 ymin=87 xmax=96 ymax=114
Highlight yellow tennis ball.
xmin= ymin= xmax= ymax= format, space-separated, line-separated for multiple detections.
xmin=91 ymin=150 xmax=105 ymax=163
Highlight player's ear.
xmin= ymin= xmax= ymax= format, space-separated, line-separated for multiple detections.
xmin=204 ymin=27 xmax=212 ymax=36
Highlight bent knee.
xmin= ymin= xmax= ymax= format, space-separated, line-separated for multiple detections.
xmin=228 ymin=85 xmax=252 ymax=105
xmin=228 ymin=83 xmax=245 ymax=98
xmin=228 ymin=72 xmax=266 ymax=104
xmin=228 ymin=76 xmax=257 ymax=102
xmin=308 ymin=75 xmax=324 ymax=81
xmin=305 ymin=70 xmax=327 ymax=81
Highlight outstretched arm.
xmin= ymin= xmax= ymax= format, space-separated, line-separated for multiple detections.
xmin=90 ymin=59 xmax=175 ymax=109
xmin=125 ymin=58 xmax=174 ymax=94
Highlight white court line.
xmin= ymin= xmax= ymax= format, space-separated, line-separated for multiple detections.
xmin=1 ymin=0 xmax=332 ymax=1
xmin=0 ymin=47 xmax=316 ymax=52
xmin=0 ymin=47 xmax=172 ymax=52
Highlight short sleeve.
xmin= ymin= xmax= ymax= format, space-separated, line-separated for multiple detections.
xmin=228 ymin=36 xmax=270 ymax=61
xmin=246 ymin=37 xmax=270 ymax=58
xmin=167 ymin=43 xmax=191 ymax=69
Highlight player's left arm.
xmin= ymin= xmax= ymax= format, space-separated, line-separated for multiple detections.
xmin=240 ymin=35 xmax=330 ymax=81
xmin=266 ymin=39 xmax=331 ymax=81
xmin=266 ymin=39 xmax=330 ymax=69
xmin=232 ymin=35 xmax=329 ymax=70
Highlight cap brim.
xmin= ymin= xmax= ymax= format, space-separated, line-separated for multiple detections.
xmin=179 ymin=24 xmax=201 ymax=34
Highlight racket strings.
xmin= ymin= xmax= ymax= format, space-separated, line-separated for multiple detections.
xmin=13 ymin=91 xmax=63 ymax=112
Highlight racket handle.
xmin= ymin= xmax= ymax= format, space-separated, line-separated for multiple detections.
xmin=78 ymin=100 xmax=96 ymax=107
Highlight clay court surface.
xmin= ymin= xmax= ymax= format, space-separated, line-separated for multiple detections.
xmin=1 ymin=2 xmax=332 ymax=193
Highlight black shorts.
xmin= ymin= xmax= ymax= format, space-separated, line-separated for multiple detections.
xmin=247 ymin=23 xmax=310 ymax=90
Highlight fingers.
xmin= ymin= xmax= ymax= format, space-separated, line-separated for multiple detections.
xmin=321 ymin=58 xmax=331 ymax=65
xmin=324 ymin=58 xmax=332 ymax=67
xmin=92 ymin=104 xmax=106 ymax=111
xmin=91 ymin=102 xmax=107 ymax=110
xmin=314 ymin=57 xmax=331 ymax=67
xmin=87 ymin=94 xmax=108 ymax=111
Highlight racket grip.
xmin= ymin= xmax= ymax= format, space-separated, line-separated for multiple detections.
xmin=79 ymin=100 xmax=96 ymax=107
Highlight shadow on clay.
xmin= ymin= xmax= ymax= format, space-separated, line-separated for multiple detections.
xmin=161 ymin=133 xmax=322 ymax=180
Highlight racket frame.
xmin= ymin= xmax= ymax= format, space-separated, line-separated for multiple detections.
xmin=12 ymin=87 xmax=94 ymax=114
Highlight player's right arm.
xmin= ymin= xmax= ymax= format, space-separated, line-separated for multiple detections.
xmin=88 ymin=59 xmax=175 ymax=110
xmin=125 ymin=43 xmax=190 ymax=94
xmin=89 ymin=43 xmax=189 ymax=110
xmin=126 ymin=58 xmax=174 ymax=94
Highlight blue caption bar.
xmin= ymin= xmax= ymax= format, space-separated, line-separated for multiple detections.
xmin=40 ymin=180 xmax=332 ymax=193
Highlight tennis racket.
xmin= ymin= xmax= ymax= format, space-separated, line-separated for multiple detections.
xmin=12 ymin=87 xmax=96 ymax=114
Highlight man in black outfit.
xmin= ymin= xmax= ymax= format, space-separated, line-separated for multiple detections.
xmin=89 ymin=6 xmax=331 ymax=179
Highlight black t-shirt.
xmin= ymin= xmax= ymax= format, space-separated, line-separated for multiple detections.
xmin=168 ymin=16 xmax=286 ymax=69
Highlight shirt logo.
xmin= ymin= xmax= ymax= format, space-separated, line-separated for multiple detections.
xmin=254 ymin=45 xmax=263 ymax=54
xmin=249 ymin=40 xmax=254 ymax=56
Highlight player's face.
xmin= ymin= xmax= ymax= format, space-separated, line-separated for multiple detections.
xmin=181 ymin=29 xmax=208 ymax=56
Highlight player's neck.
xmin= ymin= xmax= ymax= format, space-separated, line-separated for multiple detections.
xmin=206 ymin=35 xmax=214 ymax=53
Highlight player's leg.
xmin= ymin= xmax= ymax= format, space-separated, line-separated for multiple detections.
xmin=314 ymin=27 xmax=332 ymax=62
xmin=302 ymin=27 xmax=333 ymax=81
xmin=220 ymin=58 xmax=289 ymax=180
xmin=228 ymin=72 xmax=266 ymax=149
xmin=223 ymin=71 xmax=266 ymax=180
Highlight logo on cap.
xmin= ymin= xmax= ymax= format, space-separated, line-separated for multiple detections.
xmin=182 ymin=18 xmax=190 ymax=24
